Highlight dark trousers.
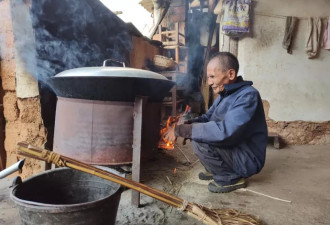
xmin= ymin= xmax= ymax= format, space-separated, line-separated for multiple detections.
xmin=191 ymin=141 xmax=242 ymax=185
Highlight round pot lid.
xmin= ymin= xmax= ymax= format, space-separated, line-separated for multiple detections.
xmin=55 ymin=67 xmax=169 ymax=80
xmin=48 ymin=63 xmax=175 ymax=102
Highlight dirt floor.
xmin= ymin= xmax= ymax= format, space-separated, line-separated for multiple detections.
xmin=1 ymin=142 xmax=330 ymax=225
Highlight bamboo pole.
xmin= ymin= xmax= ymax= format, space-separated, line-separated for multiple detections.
xmin=17 ymin=142 xmax=183 ymax=209
xmin=17 ymin=142 xmax=262 ymax=225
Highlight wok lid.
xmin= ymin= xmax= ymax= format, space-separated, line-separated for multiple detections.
xmin=55 ymin=67 xmax=169 ymax=80
xmin=47 ymin=61 xmax=175 ymax=102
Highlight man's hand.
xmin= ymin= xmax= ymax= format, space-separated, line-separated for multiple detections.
xmin=163 ymin=126 xmax=177 ymax=142
xmin=175 ymin=124 xmax=192 ymax=138
xmin=163 ymin=124 xmax=193 ymax=143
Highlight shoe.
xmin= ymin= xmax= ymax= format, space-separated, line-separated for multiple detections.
xmin=198 ymin=171 xmax=213 ymax=180
xmin=208 ymin=178 xmax=246 ymax=193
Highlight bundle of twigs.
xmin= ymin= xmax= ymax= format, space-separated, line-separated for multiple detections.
xmin=17 ymin=142 xmax=262 ymax=225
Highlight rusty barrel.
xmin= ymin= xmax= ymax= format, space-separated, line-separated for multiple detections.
xmin=11 ymin=168 xmax=122 ymax=225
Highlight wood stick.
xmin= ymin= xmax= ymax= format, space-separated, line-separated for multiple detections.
xmin=239 ymin=188 xmax=292 ymax=203
xmin=190 ymin=159 xmax=200 ymax=167
xmin=175 ymin=144 xmax=191 ymax=163
xmin=176 ymin=184 xmax=183 ymax=197
xmin=166 ymin=176 xmax=173 ymax=185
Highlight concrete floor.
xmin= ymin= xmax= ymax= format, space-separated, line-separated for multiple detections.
xmin=1 ymin=143 xmax=330 ymax=225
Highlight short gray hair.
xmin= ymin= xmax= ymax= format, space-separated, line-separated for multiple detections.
xmin=209 ymin=52 xmax=239 ymax=74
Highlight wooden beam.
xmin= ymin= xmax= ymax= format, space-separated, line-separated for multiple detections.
xmin=131 ymin=96 xmax=147 ymax=207
xmin=201 ymin=0 xmax=219 ymax=110
xmin=171 ymin=72 xmax=177 ymax=116
xmin=268 ymin=132 xmax=281 ymax=149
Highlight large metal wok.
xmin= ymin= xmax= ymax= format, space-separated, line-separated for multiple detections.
xmin=47 ymin=60 xmax=175 ymax=102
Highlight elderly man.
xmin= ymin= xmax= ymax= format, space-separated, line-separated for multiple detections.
xmin=165 ymin=52 xmax=268 ymax=193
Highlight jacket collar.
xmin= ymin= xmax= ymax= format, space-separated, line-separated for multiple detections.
xmin=220 ymin=76 xmax=253 ymax=97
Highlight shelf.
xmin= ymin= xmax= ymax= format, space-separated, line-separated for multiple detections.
xmin=157 ymin=22 xmax=187 ymax=116
xmin=160 ymin=71 xmax=187 ymax=78
xmin=162 ymin=99 xmax=184 ymax=106
xmin=163 ymin=45 xmax=188 ymax=50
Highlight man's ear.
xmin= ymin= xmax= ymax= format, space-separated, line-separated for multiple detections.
xmin=228 ymin=69 xmax=236 ymax=81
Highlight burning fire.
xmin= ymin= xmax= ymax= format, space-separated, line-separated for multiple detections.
xmin=158 ymin=105 xmax=190 ymax=150
xmin=159 ymin=116 xmax=177 ymax=150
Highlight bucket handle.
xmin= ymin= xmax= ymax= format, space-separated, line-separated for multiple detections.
xmin=10 ymin=176 xmax=22 ymax=188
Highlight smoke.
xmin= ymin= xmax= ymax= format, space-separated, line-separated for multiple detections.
xmin=183 ymin=9 xmax=205 ymax=95
xmin=10 ymin=0 xmax=133 ymax=84
xmin=8 ymin=0 xmax=135 ymax=150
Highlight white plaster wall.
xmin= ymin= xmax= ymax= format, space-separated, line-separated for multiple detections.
xmin=238 ymin=0 xmax=330 ymax=122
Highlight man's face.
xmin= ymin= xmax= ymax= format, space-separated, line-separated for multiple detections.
xmin=207 ymin=59 xmax=234 ymax=94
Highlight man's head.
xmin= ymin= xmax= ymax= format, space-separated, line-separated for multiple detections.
xmin=207 ymin=52 xmax=239 ymax=94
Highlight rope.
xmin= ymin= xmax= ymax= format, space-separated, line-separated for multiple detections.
xmin=177 ymin=199 xmax=188 ymax=211
xmin=191 ymin=204 xmax=215 ymax=225
xmin=198 ymin=213 xmax=208 ymax=222
xmin=41 ymin=150 xmax=66 ymax=167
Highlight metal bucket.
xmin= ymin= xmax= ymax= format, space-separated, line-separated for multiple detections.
xmin=11 ymin=168 xmax=122 ymax=225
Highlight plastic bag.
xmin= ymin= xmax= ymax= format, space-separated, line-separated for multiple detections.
xmin=222 ymin=0 xmax=251 ymax=37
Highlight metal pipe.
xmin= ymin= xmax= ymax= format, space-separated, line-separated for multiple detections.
xmin=0 ymin=159 xmax=25 ymax=179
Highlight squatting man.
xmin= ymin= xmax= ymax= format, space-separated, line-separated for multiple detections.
xmin=165 ymin=52 xmax=268 ymax=193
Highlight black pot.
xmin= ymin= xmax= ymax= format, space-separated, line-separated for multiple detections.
xmin=11 ymin=168 xmax=122 ymax=225
xmin=47 ymin=63 xmax=175 ymax=102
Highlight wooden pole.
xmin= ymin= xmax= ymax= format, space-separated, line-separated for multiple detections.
xmin=200 ymin=0 xmax=219 ymax=111
xmin=131 ymin=96 xmax=147 ymax=207
xmin=17 ymin=142 xmax=184 ymax=208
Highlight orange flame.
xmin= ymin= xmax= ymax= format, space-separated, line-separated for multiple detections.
xmin=158 ymin=116 xmax=176 ymax=150
xmin=183 ymin=105 xmax=190 ymax=114
xmin=158 ymin=106 xmax=191 ymax=150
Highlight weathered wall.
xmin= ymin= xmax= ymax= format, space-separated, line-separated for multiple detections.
xmin=130 ymin=36 xmax=160 ymax=69
xmin=238 ymin=0 xmax=330 ymax=144
xmin=0 ymin=0 xmax=47 ymax=177
xmin=263 ymin=100 xmax=330 ymax=145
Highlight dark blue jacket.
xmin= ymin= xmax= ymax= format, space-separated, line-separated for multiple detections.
xmin=191 ymin=77 xmax=268 ymax=176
